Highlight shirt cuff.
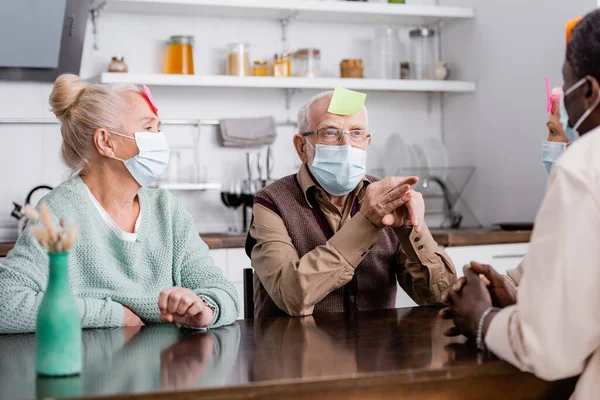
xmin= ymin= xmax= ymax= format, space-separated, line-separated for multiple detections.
xmin=394 ymin=224 xmax=438 ymax=263
xmin=328 ymin=212 xmax=380 ymax=268
xmin=485 ymin=305 xmax=521 ymax=367
xmin=108 ymin=298 xmax=125 ymax=328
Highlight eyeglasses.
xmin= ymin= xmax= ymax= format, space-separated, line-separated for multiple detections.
xmin=301 ymin=128 xmax=372 ymax=147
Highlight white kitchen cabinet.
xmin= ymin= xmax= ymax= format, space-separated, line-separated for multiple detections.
xmin=227 ymin=248 xmax=252 ymax=283
xmin=208 ymin=249 xmax=228 ymax=276
xmin=208 ymin=248 xmax=252 ymax=320
xmin=444 ymin=243 xmax=529 ymax=277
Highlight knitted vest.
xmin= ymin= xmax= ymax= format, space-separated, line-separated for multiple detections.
xmin=245 ymin=174 xmax=400 ymax=318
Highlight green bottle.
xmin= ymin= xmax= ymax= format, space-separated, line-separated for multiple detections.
xmin=36 ymin=252 xmax=82 ymax=376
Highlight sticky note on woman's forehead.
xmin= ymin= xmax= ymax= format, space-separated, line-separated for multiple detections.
xmin=142 ymin=84 xmax=159 ymax=116
xmin=327 ymin=87 xmax=367 ymax=116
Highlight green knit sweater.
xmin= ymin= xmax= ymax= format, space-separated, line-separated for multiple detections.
xmin=0 ymin=176 xmax=239 ymax=334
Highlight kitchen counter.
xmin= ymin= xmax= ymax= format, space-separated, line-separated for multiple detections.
xmin=0 ymin=229 xmax=532 ymax=258
xmin=431 ymin=228 xmax=532 ymax=247
xmin=0 ymin=307 xmax=576 ymax=400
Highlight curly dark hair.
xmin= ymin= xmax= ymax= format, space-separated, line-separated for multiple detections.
xmin=566 ymin=9 xmax=600 ymax=82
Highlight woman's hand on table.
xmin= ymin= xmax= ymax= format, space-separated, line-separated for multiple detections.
xmin=123 ymin=306 xmax=144 ymax=327
xmin=158 ymin=287 xmax=215 ymax=328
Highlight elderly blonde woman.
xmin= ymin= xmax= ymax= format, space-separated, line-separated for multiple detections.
xmin=0 ymin=75 xmax=239 ymax=334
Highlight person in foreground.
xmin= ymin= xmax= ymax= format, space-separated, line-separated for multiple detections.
xmin=0 ymin=75 xmax=239 ymax=334
xmin=507 ymin=16 xmax=583 ymax=286
xmin=246 ymin=90 xmax=456 ymax=318
xmin=441 ymin=9 xmax=600 ymax=399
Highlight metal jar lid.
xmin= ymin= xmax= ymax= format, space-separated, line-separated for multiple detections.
xmin=168 ymin=35 xmax=194 ymax=44
xmin=409 ymin=28 xmax=435 ymax=38
xmin=296 ymin=48 xmax=321 ymax=56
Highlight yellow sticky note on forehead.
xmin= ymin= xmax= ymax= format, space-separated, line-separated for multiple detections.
xmin=327 ymin=87 xmax=367 ymax=116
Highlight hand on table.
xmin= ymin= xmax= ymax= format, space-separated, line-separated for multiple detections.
xmin=441 ymin=261 xmax=517 ymax=310
xmin=158 ymin=287 xmax=215 ymax=328
xmin=123 ymin=306 xmax=144 ymax=327
xmin=360 ymin=176 xmax=421 ymax=230
xmin=439 ymin=265 xmax=493 ymax=338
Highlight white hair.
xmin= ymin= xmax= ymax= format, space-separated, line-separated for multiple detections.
xmin=297 ymin=90 xmax=368 ymax=133
xmin=49 ymin=74 xmax=142 ymax=174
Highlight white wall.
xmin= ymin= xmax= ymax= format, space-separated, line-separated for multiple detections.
xmin=442 ymin=0 xmax=596 ymax=227
xmin=0 ymin=11 xmax=444 ymax=241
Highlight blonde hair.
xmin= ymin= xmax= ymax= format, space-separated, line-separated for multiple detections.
xmin=49 ymin=74 xmax=140 ymax=173
xmin=297 ymin=90 xmax=368 ymax=133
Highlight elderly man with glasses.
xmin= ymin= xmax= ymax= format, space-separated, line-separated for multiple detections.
xmin=245 ymin=90 xmax=457 ymax=318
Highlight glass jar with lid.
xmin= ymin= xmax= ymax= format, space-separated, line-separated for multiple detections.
xmin=409 ymin=27 xmax=437 ymax=80
xmin=253 ymin=60 xmax=270 ymax=76
xmin=371 ymin=27 xmax=402 ymax=79
xmin=227 ymin=43 xmax=252 ymax=77
xmin=163 ymin=35 xmax=195 ymax=75
xmin=295 ymin=48 xmax=321 ymax=78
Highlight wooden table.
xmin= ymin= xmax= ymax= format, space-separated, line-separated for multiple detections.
xmin=0 ymin=307 xmax=576 ymax=400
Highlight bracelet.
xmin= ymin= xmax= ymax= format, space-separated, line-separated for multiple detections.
xmin=476 ymin=306 xmax=500 ymax=351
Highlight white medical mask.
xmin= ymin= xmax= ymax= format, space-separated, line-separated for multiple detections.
xmin=559 ymin=91 xmax=578 ymax=143
xmin=306 ymin=139 xmax=367 ymax=196
xmin=541 ymin=141 xmax=567 ymax=175
xmin=107 ymin=130 xmax=170 ymax=187
xmin=564 ymin=77 xmax=600 ymax=134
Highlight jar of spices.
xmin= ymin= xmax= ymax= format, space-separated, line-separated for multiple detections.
xmin=163 ymin=35 xmax=195 ymax=75
xmin=400 ymin=61 xmax=410 ymax=79
xmin=273 ymin=52 xmax=291 ymax=77
xmin=227 ymin=43 xmax=252 ymax=76
xmin=295 ymin=48 xmax=321 ymax=78
xmin=108 ymin=56 xmax=128 ymax=73
xmin=253 ymin=60 xmax=270 ymax=77
xmin=340 ymin=59 xmax=364 ymax=78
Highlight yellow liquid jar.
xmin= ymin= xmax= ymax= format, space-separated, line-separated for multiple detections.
xmin=163 ymin=36 xmax=195 ymax=75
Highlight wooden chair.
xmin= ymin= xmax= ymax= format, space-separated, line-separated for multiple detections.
xmin=243 ymin=268 xmax=255 ymax=319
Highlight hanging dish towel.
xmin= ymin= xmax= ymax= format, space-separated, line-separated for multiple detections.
xmin=219 ymin=117 xmax=277 ymax=147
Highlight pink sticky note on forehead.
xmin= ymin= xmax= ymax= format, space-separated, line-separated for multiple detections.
xmin=142 ymin=84 xmax=159 ymax=116
xmin=545 ymin=77 xmax=552 ymax=114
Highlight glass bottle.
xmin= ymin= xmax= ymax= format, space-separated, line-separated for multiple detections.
xmin=371 ymin=27 xmax=402 ymax=79
xmin=273 ymin=53 xmax=291 ymax=77
xmin=36 ymin=252 xmax=82 ymax=377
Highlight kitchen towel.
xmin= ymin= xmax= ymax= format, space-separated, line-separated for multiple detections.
xmin=219 ymin=117 xmax=277 ymax=147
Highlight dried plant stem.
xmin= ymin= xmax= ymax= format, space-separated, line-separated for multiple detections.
xmin=29 ymin=203 xmax=79 ymax=253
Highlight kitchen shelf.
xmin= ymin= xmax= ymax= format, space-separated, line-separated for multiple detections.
xmin=94 ymin=73 xmax=476 ymax=93
xmin=101 ymin=0 xmax=474 ymax=26
xmin=154 ymin=182 xmax=222 ymax=191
